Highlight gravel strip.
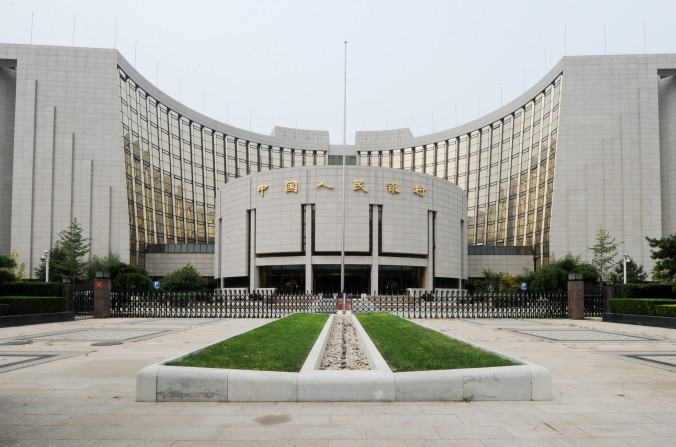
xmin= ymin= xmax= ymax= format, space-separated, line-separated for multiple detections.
xmin=319 ymin=316 xmax=371 ymax=370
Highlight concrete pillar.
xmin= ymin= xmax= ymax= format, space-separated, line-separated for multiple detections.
xmin=62 ymin=283 xmax=73 ymax=311
xmin=567 ymin=278 xmax=585 ymax=319
xmin=424 ymin=211 xmax=434 ymax=290
xmin=370 ymin=205 xmax=379 ymax=295
xmin=602 ymin=285 xmax=614 ymax=312
xmin=93 ymin=278 xmax=111 ymax=318
xmin=249 ymin=210 xmax=258 ymax=290
xmin=305 ymin=205 xmax=313 ymax=293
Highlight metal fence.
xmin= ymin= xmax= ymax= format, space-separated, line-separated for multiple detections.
xmin=583 ymin=283 xmax=605 ymax=317
xmin=71 ymin=280 xmax=94 ymax=316
xmin=351 ymin=290 xmax=568 ymax=319
xmin=109 ymin=290 xmax=337 ymax=318
xmin=70 ymin=287 xmax=604 ymax=319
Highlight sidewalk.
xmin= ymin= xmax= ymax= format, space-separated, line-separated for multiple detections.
xmin=1 ymin=315 xmax=675 ymax=446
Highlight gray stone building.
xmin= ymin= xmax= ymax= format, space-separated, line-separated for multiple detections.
xmin=2 ymin=43 xmax=676 ymax=285
xmin=216 ymin=166 xmax=466 ymax=293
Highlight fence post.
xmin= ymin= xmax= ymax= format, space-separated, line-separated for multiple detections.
xmin=567 ymin=274 xmax=584 ymax=319
xmin=93 ymin=278 xmax=112 ymax=318
xmin=602 ymin=285 xmax=614 ymax=313
xmin=62 ymin=283 xmax=74 ymax=311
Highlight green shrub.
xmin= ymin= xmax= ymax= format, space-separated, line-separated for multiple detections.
xmin=655 ymin=304 xmax=676 ymax=318
xmin=0 ymin=304 xmax=9 ymax=316
xmin=608 ymin=298 xmax=676 ymax=316
xmin=614 ymin=283 xmax=674 ymax=299
xmin=2 ymin=281 xmax=63 ymax=297
xmin=0 ymin=297 xmax=67 ymax=315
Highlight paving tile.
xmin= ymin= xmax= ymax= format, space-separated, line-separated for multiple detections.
xmin=219 ymin=426 xmax=297 ymax=441
xmin=330 ymin=440 xmax=407 ymax=447
xmin=365 ymin=424 xmax=440 ymax=440
xmin=293 ymin=426 xmax=365 ymax=440
xmin=404 ymin=441 xmax=484 ymax=447
xmin=1 ymin=317 xmax=676 ymax=445
xmin=434 ymin=425 xmax=514 ymax=439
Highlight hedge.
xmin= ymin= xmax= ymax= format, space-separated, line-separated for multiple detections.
xmin=608 ymin=298 xmax=676 ymax=316
xmin=2 ymin=282 xmax=63 ymax=297
xmin=614 ymin=283 xmax=675 ymax=299
xmin=0 ymin=297 xmax=67 ymax=315
xmin=0 ymin=304 xmax=9 ymax=316
xmin=656 ymin=304 xmax=676 ymax=318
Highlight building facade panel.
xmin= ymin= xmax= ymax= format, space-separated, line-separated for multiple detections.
xmin=3 ymin=42 xmax=676 ymax=285
xmin=216 ymin=166 xmax=466 ymax=293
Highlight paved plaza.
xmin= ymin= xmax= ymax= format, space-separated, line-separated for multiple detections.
xmin=1 ymin=315 xmax=676 ymax=446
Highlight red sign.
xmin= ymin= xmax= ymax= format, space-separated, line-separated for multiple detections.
xmin=95 ymin=280 xmax=104 ymax=288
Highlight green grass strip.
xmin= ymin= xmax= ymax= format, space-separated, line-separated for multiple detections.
xmin=167 ymin=313 xmax=328 ymax=372
xmin=356 ymin=313 xmax=517 ymax=372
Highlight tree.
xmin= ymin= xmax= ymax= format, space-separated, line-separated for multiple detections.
xmin=113 ymin=264 xmax=153 ymax=291
xmin=51 ymin=219 xmax=90 ymax=282
xmin=7 ymin=251 xmax=25 ymax=280
xmin=609 ymin=257 xmax=648 ymax=284
xmin=0 ymin=254 xmax=17 ymax=292
xmin=646 ymin=233 xmax=676 ymax=283
xmin=589 ymin=227 xmax=620 ymax=285
xmin=528 ymin=254 xmax=599 ymax=291
xmin=86 ymin=253 xmax=125 ymax=280
xmin=33 ymin=244 xmax=66 ymax=282
xmin=161 ymin=264 xmax=208 ymax=292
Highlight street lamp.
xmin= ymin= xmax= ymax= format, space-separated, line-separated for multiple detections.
xmin=623 ymin=253 xmax=629 ymax=284
xmin=42 ymin=250 xmax=50 ymax=283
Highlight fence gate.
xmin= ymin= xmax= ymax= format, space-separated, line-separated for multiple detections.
xmin=70 ymin=280 xmax=94 ymax=317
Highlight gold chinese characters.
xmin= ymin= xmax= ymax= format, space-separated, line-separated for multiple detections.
xmin=413 ymin=185 xmax=427 ymax=197
xmin=285 ymin=180 xmax=298 ymax=193
xmin=354 ymin=180 xmax=368 ymax=193
xmin=256 ymin=180 xmax=429 ymax=197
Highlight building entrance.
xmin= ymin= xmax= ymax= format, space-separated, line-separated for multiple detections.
xmin=313 ymin=265 xmax=370 ymax=294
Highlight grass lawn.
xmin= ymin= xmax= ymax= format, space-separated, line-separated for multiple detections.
xmin=356 ymin=313 xmax=517 ymax=372
xmin=167 ymin=313 xmax=328 ymax=372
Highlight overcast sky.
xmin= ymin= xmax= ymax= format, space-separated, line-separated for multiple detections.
xmin=2 ymin=0 xmax=675 ymax=144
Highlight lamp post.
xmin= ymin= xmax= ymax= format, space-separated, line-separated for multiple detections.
xmin=623 ymin=253 xmax=629 ymax=284
xmin=43 ymin=250 xmax=50 ymax=283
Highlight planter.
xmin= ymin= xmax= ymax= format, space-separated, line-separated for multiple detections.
xmin=136 ymin=315 xmax=552 ymax=402
xmin=0 ymin=311 xmax=75 ymax=328
xmin=603 ymin=312 xmax=676 ymax=329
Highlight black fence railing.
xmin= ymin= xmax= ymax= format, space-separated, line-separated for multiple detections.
xmin=109 ymin=290 xmax=337 ymax=318
xmin=71 ymin=280 xmax=94 ymax=316
xmin=69 ymin=287 xmax=605 ymax=319
xmin=584 ymin=283 xmax=605 ymax=317
xmin=351 ymin=291 xmax=568 ymax=319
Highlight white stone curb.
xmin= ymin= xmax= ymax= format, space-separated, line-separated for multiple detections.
xmin=136 ymin=315 xmax=552 ymax=402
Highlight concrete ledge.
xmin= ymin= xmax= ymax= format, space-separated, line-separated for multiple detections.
xmin=0 ymin=311 xmax=75 ymax=328
xmin=136 ymin=314 xmax=552 ymax=402
xmin=603 ymin=312 xmax=676 ymax=329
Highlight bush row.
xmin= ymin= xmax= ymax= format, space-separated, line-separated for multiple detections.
xmin=1 ymin=282 xmax=64 ymax=297
xmin=656 ymin=304 xmax=676 ymax=318
xmin=608 ymin=298 xmax=676 ymax=316
xmin=614 ymin=283 xmax=675 ymax=299
xmin=0 ymin=297 xmax=67 ymax=315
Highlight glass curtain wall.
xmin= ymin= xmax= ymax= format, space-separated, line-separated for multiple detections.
xmin=119 ymin=68 xmax=325 ymax=265
xmin=358 ymin=75 xmax=562 ymax=266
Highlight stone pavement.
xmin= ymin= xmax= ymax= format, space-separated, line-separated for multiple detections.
xmin=1 ymin=315 xmax=676 ymax=446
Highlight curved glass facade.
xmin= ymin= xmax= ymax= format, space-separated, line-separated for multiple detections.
xmin=118 ymin=68 xmax=326 ymax=265
xmin=357 ymin=75 xmax=562 ymax=266
xmin=119 ymin=64 xmax=560 ymax=268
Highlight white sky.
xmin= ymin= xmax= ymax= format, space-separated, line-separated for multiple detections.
xmin=1 ymin=0 xmax=675 ymax=144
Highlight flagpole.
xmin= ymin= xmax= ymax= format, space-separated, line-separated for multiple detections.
xmin=340 ymin=41 xmax=347 ymax=303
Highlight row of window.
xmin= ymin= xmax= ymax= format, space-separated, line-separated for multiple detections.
xmin=120 ymin=67 xmax=561 ymax=267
